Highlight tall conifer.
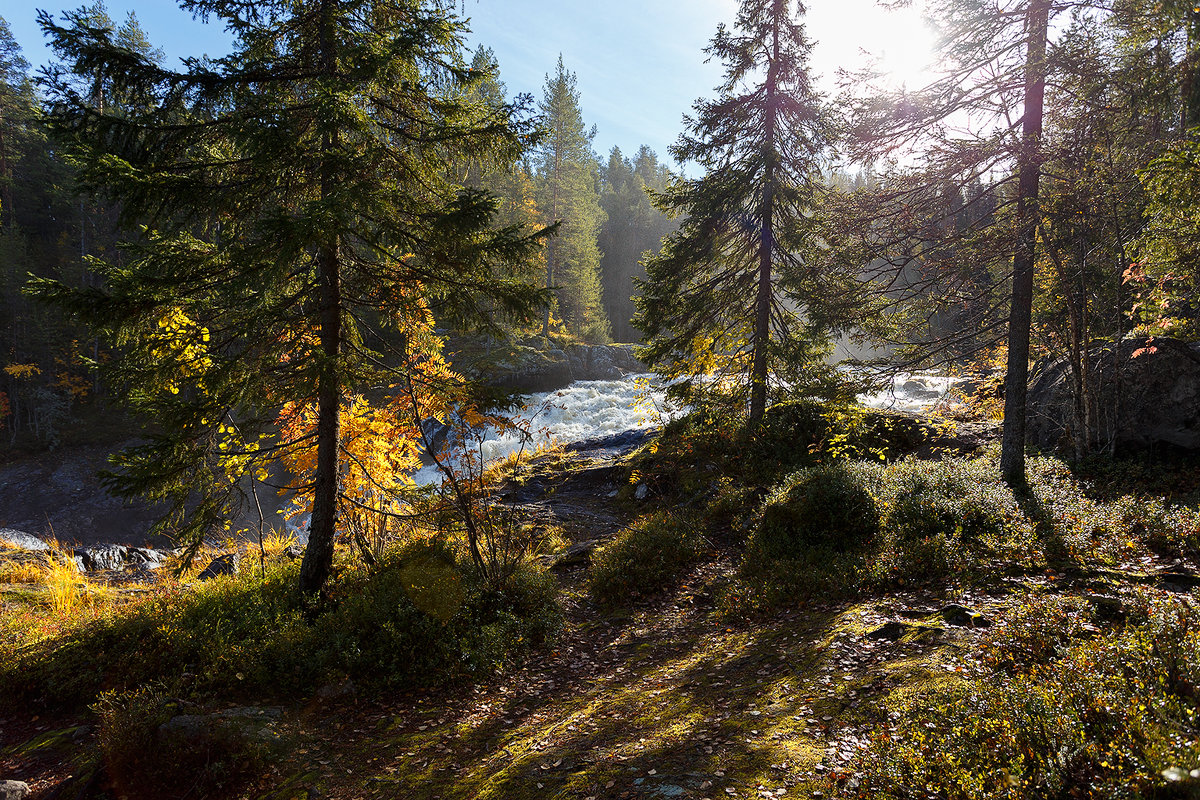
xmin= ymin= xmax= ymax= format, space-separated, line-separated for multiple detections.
xmin=634 ymin=0 xmax=838 ymax=422
xmin=33 ymin=0 xmax=546 ymax=594
xmin=535 ymin=57 xmax=610 ymax=343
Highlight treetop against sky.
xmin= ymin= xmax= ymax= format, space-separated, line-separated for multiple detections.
xmin=6 ymin=0 xmax=934 ymax=169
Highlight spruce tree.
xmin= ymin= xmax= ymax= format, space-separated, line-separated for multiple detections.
xmin=634 ymin=0 xmax=838 ymax=422
xmin=33 ymin=0 xmax=546 ymax=594
xmin=534 ymin=56 xmax=610 ymax=343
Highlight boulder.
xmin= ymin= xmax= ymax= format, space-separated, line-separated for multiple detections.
xmin=1027 ymin=337 xmax=1200 ymax=455
xmin=934 ymin=604 xmax=991 ymax=628
xmin=0 ymin=781 xmax=29 ymax=800
xmin=543 ymin=539 xmax=601 ymax=570
xmin=72 ymin=544 xmax=171 ymax=573
xmin=197 ymin=553 xmax=239 ymax=580
xmin=159 ymin=706 xmax=283 ymax=745
xmin=0 ymin=529 xmax=48 ymax=552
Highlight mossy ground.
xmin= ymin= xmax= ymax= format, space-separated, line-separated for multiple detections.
xmin=2 ymin=426 xmax=1198 ymax=799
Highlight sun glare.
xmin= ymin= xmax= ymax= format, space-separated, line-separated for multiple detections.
xmin=808 ymin=0 xmax=937 ymax=90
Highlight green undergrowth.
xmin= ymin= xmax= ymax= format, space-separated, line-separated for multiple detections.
xmin=826 ymin=591 xmax=1200 ymax=799
xmin=628 ymin=398 xmax=937 ymax=500
xmin=0 ymin=538 xmax=560 ymax=712
xmin=588 ymin=511 xmax=708 ymax=606
xmin=629 ymin=404 xmax=1200 ymax=612
xmin=93 ymin=684 xmax=278 ymax=799
xmin=734 ymin=458 xmax=1032 ymax=608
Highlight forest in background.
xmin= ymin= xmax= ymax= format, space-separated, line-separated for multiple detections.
xmin=1 ymin=1 xmax=1199 ymax=798
xmin=0 ymin=8 xmax=675 ymax=451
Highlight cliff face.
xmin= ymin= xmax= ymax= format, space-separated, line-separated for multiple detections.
xmin=1027 ymin=337 xmax=1200 ymax=455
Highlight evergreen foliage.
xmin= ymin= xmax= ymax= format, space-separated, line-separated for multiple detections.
xmin=597 ymin=145 xmax=675 ymax=342
xmin=534 ymin=56 xmax=610 ymax=343
xmin=633 ymin=0 xmax=851 ymax=422
xmin=30 ymin=0 xmax=548 ymax=594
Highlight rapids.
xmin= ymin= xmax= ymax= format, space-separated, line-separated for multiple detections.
xmin=409 ymin=370 xmax=958 ymax=485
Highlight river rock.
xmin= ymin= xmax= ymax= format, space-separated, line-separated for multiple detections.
xmin=1027 ymin=337 xmax=1200 ymax=455
xmin=159 ymin=706 xmax=283 ymax=745
xmin=544 ymin=539 xmax=601 ymax=570
xmin=197 ymin=553 xmax=239 ymax=580
xmin=0 ymin=781 xmax=29 ymax=800
xmin=72 ymin=544 xmax=170 ymax=573
xmin=0 ymin=529 xmax=48 ymax=552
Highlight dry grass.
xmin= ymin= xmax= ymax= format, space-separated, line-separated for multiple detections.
xmin=0 ymin=556 xmax=46 ymax=584
xmin=43 ymin=545 xmax=85 ymax=614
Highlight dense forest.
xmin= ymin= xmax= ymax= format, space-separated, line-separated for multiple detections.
xmin=0 ymin=9 xmax=675 ymax=452
xmin=1 ymin=0 xmax=1199 ymax=797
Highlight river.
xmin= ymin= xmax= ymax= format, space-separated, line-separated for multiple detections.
xmin=409 ymin=371 xmax=959 ymax=485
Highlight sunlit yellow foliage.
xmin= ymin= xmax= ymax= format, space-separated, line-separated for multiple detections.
xmin=43 ymin=547 xmax=85 ymax=615
xmin=148 ymin=306 xmax=213 ymax=394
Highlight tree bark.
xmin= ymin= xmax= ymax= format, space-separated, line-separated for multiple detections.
xmin=299 ymin=2 xmax=342 ymax=596
xmin=748 ymin=0 xmax=781 ymax=424
xmin=999 ymin=0 xmax=1050 ymax=487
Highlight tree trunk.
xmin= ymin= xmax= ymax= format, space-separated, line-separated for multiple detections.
xmin=748 ymin=2 xmax=781 ymax=424
xmin=298 ymin=238 xmax=342 ymax=596
xmin=999 ymin=0 xmax=1049 ymax=487
xmin=1183 ymin=6 xmax=1200 ymax=130
xmin=299 ymin=2 xmax=342 ymax=596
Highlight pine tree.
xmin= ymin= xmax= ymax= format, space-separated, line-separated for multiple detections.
xmin=843 ymin=0 xmax=1058 ymax=485
xmin=33 ymin=0 xmax=546 ymax=594
xmin=634 ymin=0 xmax=839 ymax=423
xmin=534 ymin=56 xmax=610 ymax=343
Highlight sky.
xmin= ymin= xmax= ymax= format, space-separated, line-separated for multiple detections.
xmin=3 ymin=0 xmax=935 ymax=170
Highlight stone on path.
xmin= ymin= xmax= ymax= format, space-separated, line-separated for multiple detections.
xmin=0 ymin=780 xmax=30 ymax=800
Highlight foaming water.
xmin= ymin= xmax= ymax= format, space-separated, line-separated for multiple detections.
xmin=857 ymin=372 xmax=960 ymax=413
xmin=283 ymin=370 xmax=956 ymax=535
xmin=410 ymin=375 xmax=675 ymax=485
xmin=411 ymin=371 xmax=958 ymax=485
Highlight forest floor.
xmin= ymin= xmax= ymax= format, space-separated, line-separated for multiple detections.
xmin=2 ymin=437 xmax=1196 ymax=800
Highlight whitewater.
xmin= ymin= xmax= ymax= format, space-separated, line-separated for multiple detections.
xmin=409 ymin=371 xmax=959 ymax=485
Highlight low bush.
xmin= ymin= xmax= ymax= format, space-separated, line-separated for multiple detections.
xmin=589 ymin=512 xmax=707 ymax=606
xmin=873 ymin=458 xmax=1029 ymax=583
xmin=828 ymin=593 xmax=1200 ymax=799
xmin=1029 ymin=457 xmax=1200 ymax=563
xmin=751 ymin=463 xmax=881 ymax=558
xmin=0 ymin=538 xmax=561 ymax=711
xmin=738 ymin=458 xmax=1034 ymax=607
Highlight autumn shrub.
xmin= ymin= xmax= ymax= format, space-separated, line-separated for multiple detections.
xmin=0 ymin=538 xmax=560 ymax=711
xmin=828 ymin=593 xmax=1200 ymax=800
xmin=589 ymin=512 xmax=707 ymax=606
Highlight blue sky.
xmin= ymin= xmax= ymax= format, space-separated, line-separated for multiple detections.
xmin=4 ymin=0 xmax=934 ymax=170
